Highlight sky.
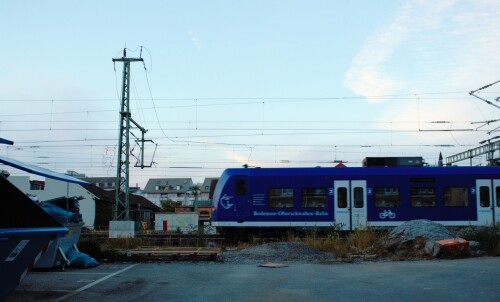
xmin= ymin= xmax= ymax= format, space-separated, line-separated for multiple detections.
xmin=0 ymin=0 xmax=499 ymax=188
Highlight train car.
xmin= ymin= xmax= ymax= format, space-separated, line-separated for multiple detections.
xmin=211 ymin=166 xmax=500 ymax=233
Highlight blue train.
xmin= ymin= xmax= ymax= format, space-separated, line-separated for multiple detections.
xmin=211 ymin=165 xmax=500 ymax=233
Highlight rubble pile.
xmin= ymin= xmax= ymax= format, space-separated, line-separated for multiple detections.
xmin=384 ymin=220 xmax=469 ymax=258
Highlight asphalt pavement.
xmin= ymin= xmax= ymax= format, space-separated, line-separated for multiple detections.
xmin=6 ymin=257 xmax=500 ymax=302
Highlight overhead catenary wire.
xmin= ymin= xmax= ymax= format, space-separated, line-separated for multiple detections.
xmin=469 ymin=80 xmax=500 ymax=109
xmin=2 ymin=57 xmax=496 ymax=183
xmin=1 ymin=94 xmax=486 ymax=152
xmin=0 ymin=95 xmax=487 ymax=119
xmin=0 ymin=91 xmax=490 ymax=102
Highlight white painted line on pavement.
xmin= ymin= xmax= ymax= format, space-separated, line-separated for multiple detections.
xmin=53 ymin=264 xmax=139 ymax=302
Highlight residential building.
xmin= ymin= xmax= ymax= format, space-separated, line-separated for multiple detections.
xmin=84 ymin=185 xmax=162 ymax=230
xmin=143 ymin=178 xmax=194 ymax=207
xmin=8 ymin=175 xmax=97 ymax=229
xmin=200 ymin=177 xmax=218 ymax=201
xmin=83 ymin=176 xmax=117 ymax=191
xmin=7 ymin=175 xmax=161 ymax=230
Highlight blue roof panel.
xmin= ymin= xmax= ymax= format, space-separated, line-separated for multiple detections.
xmin=0 ymin=156 xmax=90 ymax=185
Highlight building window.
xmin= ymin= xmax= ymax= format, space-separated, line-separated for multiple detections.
xmin=410 ymin=187 xmax=436 ymax=207
xmin=29 ymin=181 xmax=45 ymax=190
xmin=374 ymin=187 xmax=400 ymax=208
xmin=443 ymin=187 xmax=469 ymax=207
xmin=301 ymin=188 xmax=327 ymax=208
xmin=269 ymin=188 xmax=294 ymax=208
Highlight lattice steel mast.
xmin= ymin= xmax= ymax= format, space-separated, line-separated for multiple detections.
xmin=112 ymin=49 xmax=144 ymax=221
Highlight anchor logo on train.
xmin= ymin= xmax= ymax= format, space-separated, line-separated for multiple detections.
xmin=219 ymin=194 xmax=234 ymax=210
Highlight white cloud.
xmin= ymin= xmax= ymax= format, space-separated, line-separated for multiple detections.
xmin=343 ymin=0 xmax=500 ymax=102
xmin=188 ymin=30 xmax=202 ymax=49
xmin=343 ymin=68 xmax=403 ymax=103
xmin=225 ymin=148 xmax=255 ymax=166
xmin=343 ymin=0 xmax=500 ymax=154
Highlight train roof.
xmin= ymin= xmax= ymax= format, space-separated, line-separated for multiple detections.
xmin=220 ymin=165 xmax=500 ymax=178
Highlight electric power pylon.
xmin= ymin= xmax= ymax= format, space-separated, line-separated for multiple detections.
xmin=112 ymin=48 xmax=146 ymax=221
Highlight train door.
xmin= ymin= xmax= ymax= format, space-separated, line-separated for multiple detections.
xmin=495 ymin=180 xmax=500 ymax=225
xmin=233 ymin=175 xmax=251 ymax=223
xmin=334 ymin=180 xmax=367 ymax=230
xmin=476 ymin=179 xmax=497 ymax=225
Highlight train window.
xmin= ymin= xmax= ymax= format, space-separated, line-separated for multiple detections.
xmin=410 ymin=187 xmax=436 ymax=207
xmin=301 ymin=188 xmax=327 ymax=208
xmin=236 ymin=179 xmax=246 ymax=195
xmin=353 ymin=187 xmax=364 ymax=208
xmin=337 ymin=187 xmax=347 ymax=208
xmin=269 ymin=188 xmax=294 ymax=208
xmin=497 ymin=187 xmax=500 ymax=207
xmin=479 ymin=186 xmax=490 ymax=207
xmin=374 ymin=187 xmax=400 ymax=208
xmin=443 ymin=187 xmax=469 ymax=207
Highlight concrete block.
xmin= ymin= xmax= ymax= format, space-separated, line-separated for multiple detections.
xmin=109 ymin=220 xmax=135 ymax=238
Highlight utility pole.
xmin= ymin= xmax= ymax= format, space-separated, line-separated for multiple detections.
xmin=109 ymin=48 xmax=145 ymax=238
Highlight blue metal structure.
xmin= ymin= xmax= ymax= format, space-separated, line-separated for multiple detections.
xmin=0 ymin=156 xmax=90 ymax=185
xmin=0 ymin=175 xmax=68 ymax=301
xmin=0 ymin=153 xmax=89 ymax=300
xmin=211 ymin=166 xmax=500 ymax=232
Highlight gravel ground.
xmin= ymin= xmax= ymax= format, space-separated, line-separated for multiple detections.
xmin=221 ymin=242 xmax=336 ymax=264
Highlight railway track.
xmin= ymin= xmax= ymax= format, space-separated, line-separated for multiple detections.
xmin=79 ymin=231 xmax=304 ymax=251
xmin=79 ymin=232 xmax=226 ymax=261
xmin=80 ymin=232 xmax=226 ymax=247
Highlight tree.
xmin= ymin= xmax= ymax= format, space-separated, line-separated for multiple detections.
xmin=160 ymin=199 xmax=181 ymax=212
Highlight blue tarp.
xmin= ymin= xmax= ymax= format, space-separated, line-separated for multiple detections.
xmin=40 ymin=197 xmax=83 ymax=224
xmin=38 ymin=196 xmax=99 ymax=269
xmin=66 ymin=246 xmax=99 ymax=268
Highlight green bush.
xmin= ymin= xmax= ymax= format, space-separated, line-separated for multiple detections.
xmin=78 ymin=236 xmax=102 ymax=256
xmin=461 ymin=225 xmax=500 ymax=255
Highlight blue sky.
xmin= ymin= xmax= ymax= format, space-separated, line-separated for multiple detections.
xmin=1 ymin=0 xmax=499 ymax=187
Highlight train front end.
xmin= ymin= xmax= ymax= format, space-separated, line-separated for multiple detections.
xmin=211 ymin=168 xmax=249 ymax=229
xmin=211 ymin=167 xmax=336 ymax=236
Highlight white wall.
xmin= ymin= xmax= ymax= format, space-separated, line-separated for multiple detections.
xmin=143 ymin=193 xmax=161 ymax=207
xmin=154 ymin=212 xmax=198 ymax=233
xmin=8 ymin=176 xmax=96 ymax=230
xmin=143 ymin=193 xmax=195 ymax=207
